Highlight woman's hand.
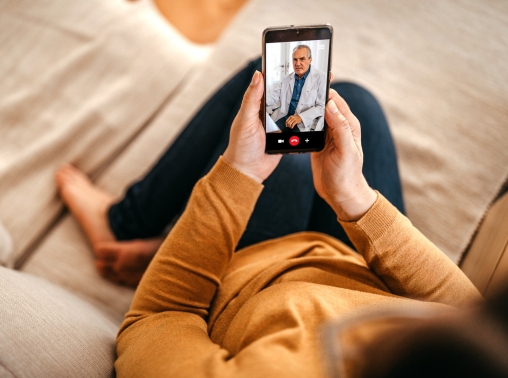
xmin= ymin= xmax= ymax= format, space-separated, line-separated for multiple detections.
xmin=311 ymin=89 xmax=377 ymax=221
xmin=223 ymin=71 xmax=282 ymax=183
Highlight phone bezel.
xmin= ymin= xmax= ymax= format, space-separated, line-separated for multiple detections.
xmin=262 ymin=24 xmax=333 ymax=154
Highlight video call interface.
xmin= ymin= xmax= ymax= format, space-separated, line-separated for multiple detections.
xmin=265 ymin=39 xmax=330 ymax=134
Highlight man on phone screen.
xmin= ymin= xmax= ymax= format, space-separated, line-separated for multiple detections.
xmin=266 ymin=44 xmax=327 ymax=132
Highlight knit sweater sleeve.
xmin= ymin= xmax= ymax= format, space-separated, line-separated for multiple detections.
xmin=116 ymin=156 xmax=268 ymax=377
xmin=340 ymin=192 xmax=482 ymax=307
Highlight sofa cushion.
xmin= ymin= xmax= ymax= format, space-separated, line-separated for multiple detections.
xmin=22 ymin=215 xmax=135 ymax=325
xmin=0 ymin=266 xmax=118 ymax=378
xmin=0 ymin=221 xmax=13 ymax=268
xmin=0 ymin=0 xmax=199 ymax=265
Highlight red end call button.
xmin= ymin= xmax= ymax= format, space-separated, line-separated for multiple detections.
xmin=289 ymin=136 xmax=300 ymax=146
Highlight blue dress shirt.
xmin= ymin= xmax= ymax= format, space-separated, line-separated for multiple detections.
xmin=287 ymin=65 xmax=311 ymax=117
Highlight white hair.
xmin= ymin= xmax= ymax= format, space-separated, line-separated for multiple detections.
xmin=293 ymin=44 xmax=312 ymax=59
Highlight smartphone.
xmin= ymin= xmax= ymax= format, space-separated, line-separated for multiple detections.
xmin=262 ymin=24 xmax=333 ymax=154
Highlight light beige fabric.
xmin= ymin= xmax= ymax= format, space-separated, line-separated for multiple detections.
xmin=22 ymin=216 xmax=134 ymax=325
xmin=0 ymin=266 xmax=118 ymax=378
xmin=0 ymin=221 xmax=13 ymax=268
xmin=0 ymin=0 xmax=198 ymax=264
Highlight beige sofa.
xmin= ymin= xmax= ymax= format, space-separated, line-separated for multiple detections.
xmin=1 ymin=0 xmax=507 ymax=376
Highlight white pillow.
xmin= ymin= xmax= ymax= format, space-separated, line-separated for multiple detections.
xmin=0 ymin=267 xmax=118 ymax=378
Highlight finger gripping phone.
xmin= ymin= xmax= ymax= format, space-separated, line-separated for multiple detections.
xmin=263 ymin=24 xmax=333 ymax=154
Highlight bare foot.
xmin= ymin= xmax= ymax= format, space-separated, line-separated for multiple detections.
xmin=94 ymin=238 xmax=164 ymax=287
xmin=56 ymin=165 xmax=163 ymax=287
xmin=55 ymin=165 xmax=116 ymax=249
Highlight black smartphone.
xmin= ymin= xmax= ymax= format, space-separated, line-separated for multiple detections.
xmin=262 ymin=24 xmax=333 ymax=154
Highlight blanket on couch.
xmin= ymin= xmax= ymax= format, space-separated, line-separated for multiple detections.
xmin=0 ymin=0 xmax=506 ymax=322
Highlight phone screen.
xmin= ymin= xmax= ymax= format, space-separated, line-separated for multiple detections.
xmin=263 ymin=25 xmax=333 ymax=153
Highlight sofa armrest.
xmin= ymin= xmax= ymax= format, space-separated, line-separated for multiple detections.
xmin=461 ymin=190 xmax=508 ymax=297
xmin=0 ymin=267 xmax=118 ymax=377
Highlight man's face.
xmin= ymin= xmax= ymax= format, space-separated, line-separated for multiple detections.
xmin=292 ymin=48 xmax=312 ymax=77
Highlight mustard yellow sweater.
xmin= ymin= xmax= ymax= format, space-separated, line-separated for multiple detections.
xmin=116 ymin=157 xmax=481 ymax=377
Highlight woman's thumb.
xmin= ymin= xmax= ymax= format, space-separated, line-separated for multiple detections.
xmin=239 ymin=71 xmax=264 ymax=119
xmin=325 ymin=99 xmax=355 ymax=152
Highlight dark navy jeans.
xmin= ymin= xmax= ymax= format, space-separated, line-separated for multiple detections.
xmin=108 ymin=58 xmax=405 ymax=251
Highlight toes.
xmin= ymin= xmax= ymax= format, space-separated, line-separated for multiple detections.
xmin=97 ymin=240 xmax=157 ymax=269
xmin=94 ymin=240 xmax=156 ymax=287
xmin=95 ymin=243 xmax=119 ymax=264
xmin=55 ymin=164 xmax=91 ymax=189
xmin=95 ymin=260 xmax=121 ymax=283
xmin=95 ymin=259 xmax=141 ymax=287
xmin=95 ymin=259 xmax=112 ymax=274
xmin=55 ymin=165 xmax=74 ymax=187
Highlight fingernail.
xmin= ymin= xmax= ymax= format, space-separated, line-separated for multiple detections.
xmin=327 ymin=99 xmax=339 ymax=114
xmin=251 ymin=71 xmax=260 ymax=85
